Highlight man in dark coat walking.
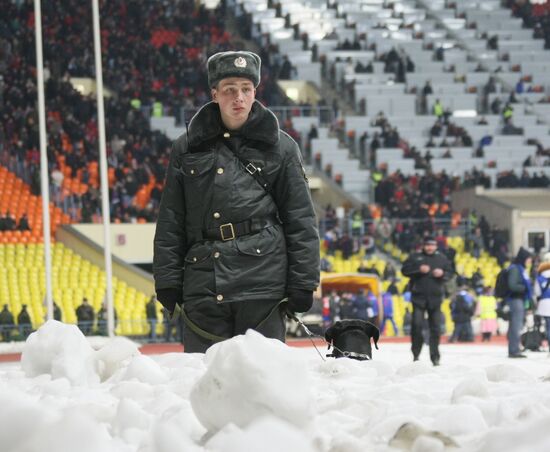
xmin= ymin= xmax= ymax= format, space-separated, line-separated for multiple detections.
xmin=154 ymin=51 xmax=320 ymax=353
xmin=402 ymin=236 xmax=453 ymax=365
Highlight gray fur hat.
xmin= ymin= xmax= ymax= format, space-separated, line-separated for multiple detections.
xmin=207 ymin=51 xmax=261 ymax=88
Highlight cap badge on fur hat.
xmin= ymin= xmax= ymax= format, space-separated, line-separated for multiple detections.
xmin=207 ymin=51 xmax=261 ymax=88
xmin=234 ymin=57 xmax=247 ymax=68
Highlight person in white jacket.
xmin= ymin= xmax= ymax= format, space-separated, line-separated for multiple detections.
xmin=534 ymin=252 xmax=550 ymax=352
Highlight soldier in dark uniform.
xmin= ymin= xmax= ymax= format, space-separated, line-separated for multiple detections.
xmin=76 ymin=298 xmax=95 ymax=335
xmin=402 ymin=236 xmax=453 ymax=365
xmin=154 ymin=51 xmax=320 ymax=353
xmin=0 ymin=304 xmax=15 ymax=341
xmin=17 ymin=305 xmax=32 ymax=339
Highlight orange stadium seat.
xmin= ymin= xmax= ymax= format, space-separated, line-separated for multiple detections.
xmin=108 ymin=168 xmax=115 ymax=186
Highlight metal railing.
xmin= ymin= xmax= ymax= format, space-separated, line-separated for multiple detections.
xmin=318 ymin=215 xmax=472 ymax=241
xmin=177 ymin=105 xmax=335 ymax=127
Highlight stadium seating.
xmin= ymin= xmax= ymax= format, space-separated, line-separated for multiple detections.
xmin=2 ymin=0 xmax=548 ymax=342
xmin=0 ymin=166 xmax=71 ymax=242
xmin=236 ymin=0 xmax=550 ymax=197
xmin=0 ymin=167 xmax=158 ymax=336
xmin=0 ymin=241 xmax=159 ymax=336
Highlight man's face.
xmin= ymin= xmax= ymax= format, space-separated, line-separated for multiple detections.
xmin=211 ymin=78 xmax=256 ymax=130
xmin=423 ymin=242 xmax=437 ymax=254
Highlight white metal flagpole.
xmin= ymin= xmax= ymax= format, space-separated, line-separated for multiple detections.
xmin=92 ymin=0 xmax=115 ymax=337
xmin=33 ymin=0 xmax=54 ymax=321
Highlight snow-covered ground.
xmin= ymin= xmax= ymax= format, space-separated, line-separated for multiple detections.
xmin=1 ymin=320 xmax=550 ymax=452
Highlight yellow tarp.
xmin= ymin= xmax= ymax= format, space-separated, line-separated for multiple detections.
xmin=320 ymin=272 xmax=381 ymax=296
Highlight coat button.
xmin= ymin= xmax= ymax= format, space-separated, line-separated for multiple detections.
xmin=190 ymin=169 xmax=195 ymax=175
xmin=193 ymin=257 xmax=197 ymax=262
xmin=223 ymin=132 xmax=230 ymax=138
xmin=214 ymin=251 xmax=220 ymax=259
xmin=217 ymin=167 xmax=224 ymax=174
xmin=216 ymin=294 xmax=223 ymax=302
xmin=256 ymin=249 xmax=261 ymax=254
xmin=213 ymin=212 xmax=220 ymax=219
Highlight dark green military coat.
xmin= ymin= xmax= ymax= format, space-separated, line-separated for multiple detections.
xmin=153 ymin=100 xmax=320 ymax=305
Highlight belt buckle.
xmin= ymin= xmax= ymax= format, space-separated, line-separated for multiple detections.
xmin=220 ymin=223 xmax=235 ymax=241
xmin=245 ymin=162 xmax=257 ymax=174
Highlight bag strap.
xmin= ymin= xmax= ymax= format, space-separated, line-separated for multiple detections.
xmin=220 ymin=135 xmax=277 ymax=194
xmin=221 ymin=137 xmax=285 ymax=225
xmin=228 ymin=146 xmax=273 ymax=195
xmin=189 ymin=136 xmax=281 ymax=222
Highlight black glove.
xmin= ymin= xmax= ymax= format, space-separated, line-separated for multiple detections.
xmin=287 ymin=289 xmax=314 ymax=314
xmin=156 ymin=288 xmax=182 ymax=314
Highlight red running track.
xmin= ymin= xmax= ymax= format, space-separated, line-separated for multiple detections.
xmin=0 ymin=335 xmax=507 ymax=363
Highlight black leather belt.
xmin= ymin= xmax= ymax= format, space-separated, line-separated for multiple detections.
xmin=203 ymin=215 xmax=280 ymax=242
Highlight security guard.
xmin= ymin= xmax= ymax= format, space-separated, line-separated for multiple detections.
xmin=402 ymin=236 xmax=453 ymax=365
xmin=153 ymin=51 xmax=320 ymax=352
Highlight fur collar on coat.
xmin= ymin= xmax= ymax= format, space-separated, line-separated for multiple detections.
xmin=187 ymin=100 xmax=280 ymax=147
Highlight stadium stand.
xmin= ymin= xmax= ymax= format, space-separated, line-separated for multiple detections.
xmin=234 ymin=0 xmax=550 ymax=196
xmin=1 ymin=0 xmax=550 ymax=340
xmin=0 ymin=165 xmax=157 ymax=336
xmin=0 ymin=166 xmax=71 ymax=241
xmin=0 ymin=240 xmax=155 ymax=336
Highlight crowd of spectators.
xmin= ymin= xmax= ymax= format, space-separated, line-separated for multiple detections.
xmin=495 ymin=169 xmax=550 ymax=188
xmin=0 ymin=0 xmax=292 ymax=225
xmin=507 ymin=0 xmax=550 ymax=49
xmin=1 ymin=0 xmax=549 ymax=229
xmin=321 ymin=162 xmax=515 ymax=267
xmin=374 ymin=170 xmax=456 ymax=215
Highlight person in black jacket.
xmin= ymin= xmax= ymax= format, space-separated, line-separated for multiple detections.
xmin=17 ymin=305 xmax=32 ymax=340
xmin=505 ymin=247 xmax=533 ymax=358
xmin=0 ymin=304 xmax=15 ymax=342
xmin=76 ymin=298 xmax=95 ymax=335
xmin=153 ymin=51 xmax=320 ymax=353
xmin=401 ymin=236 xmax=453 ymax=365
xmin=449 ymin=286 xmax=476 ymax=342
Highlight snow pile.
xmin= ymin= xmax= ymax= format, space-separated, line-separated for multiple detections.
xmin=95 ymin=336 xmax=141 ymax=381
xmin=21 ymin=411 xmax=121 ymax=452
xmin=432 ymin=404 xmax=488 ymax=436
xmin=0 ymin=388 xmax=52 ymax=451
xmin=205 ymin=417 xmax=317 ymax=452
xmin=122 ymin=354 xmax=169 ymax=385
xmin=485 ymin=363 xmax=536 ymax=383
xmin=21 ymin=320 xmax=98 ymax=385
xmin=3 ymin=321 xmax=550 ymax=451
xmin=21 ymin=321 xmax=143 ymax=385
xmin=481 ymin=415 xmax=550 ymax=452
xmin=451 ymin=378 xmax=490 ymax=403
xmin=190 ymin=330 xmax=314 ymax=431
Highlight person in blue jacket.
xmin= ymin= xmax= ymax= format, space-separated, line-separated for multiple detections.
xmin=380 ymin=291 xmax=398 ymax=335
